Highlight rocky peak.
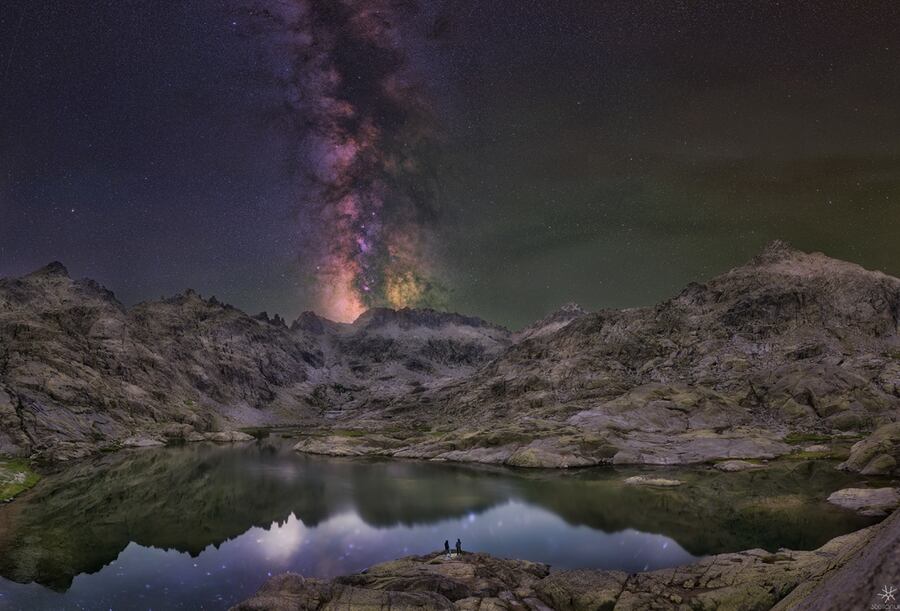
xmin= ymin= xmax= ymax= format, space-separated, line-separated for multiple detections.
xmin=254 ymin=311 xmax=287 ymax=327
xmin=722 ymin=241 xmax=897 ymax=287
xmin=164 ymin=289 xmax=205 ymax=306
xmin=515 ymin=302 xmax=588 ymax=341
xmin=746 ymin=239 xmax=811 ymax=268
xmin=291 ymin=310 xmax=333 ymax=335
xmin=678 ymin=242 xmax=900 ymax=337
xmin=547 ymin=302 xmax=587 ymax=320
xmin=74 ymin=278 xmax=123 ymax=308
xmin=26 ymin=261 xmax=69 ymax=279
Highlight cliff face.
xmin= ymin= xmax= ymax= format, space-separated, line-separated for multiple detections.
xmin=1 ymin=242 xmax=898 ymax=463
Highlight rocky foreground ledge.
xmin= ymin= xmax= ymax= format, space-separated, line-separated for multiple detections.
xmin=233 ymin=508 xmax=900 ymax=611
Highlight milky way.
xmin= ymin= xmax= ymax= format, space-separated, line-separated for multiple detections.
xmin=5 ymin=2 xmax=898 ymax=329
xmin=254 ymin=0 xmax=447 ymax=322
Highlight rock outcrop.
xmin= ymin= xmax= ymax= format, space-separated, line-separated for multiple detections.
xmin=839 ymin=422 xmax=900 ymax=476
xmin=233 ymin=508 xmax=900 ymax=611
xmin=1 ymin=242 xmax=898 ymax=464
xmin=715 ymin=460 xmax=767 ymax=472
xmin=623 ymin=475 xmax=683 ymax=487
xmin=513 ymin=302 xmax=587 ymax=342
xmin=827 ymin=487 xmax=900 ymax=516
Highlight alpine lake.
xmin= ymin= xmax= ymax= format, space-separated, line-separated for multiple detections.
xmin=0 ymin=434 xmax=880 ymax=610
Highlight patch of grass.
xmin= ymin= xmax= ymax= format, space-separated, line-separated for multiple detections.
xmin=783 ymin=432 xmax=832 ymax=445
xmin=781 ymin=450 xmax=838 ymax=461
xmin=712 ymin=457 xmax=765 ymax=465
xmin=0 ymin=459 xmax=40 ymax=502
xmin=330 ymin=429 xmax=369 ymax=438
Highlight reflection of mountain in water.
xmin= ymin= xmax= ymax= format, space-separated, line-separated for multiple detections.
xmin=0 ymin=443 xmax=512 ymax=591
xmin=512 ymin=460 xmax=877 ymax=554
xmin=0 ymin=442 xmax=875 ymax=591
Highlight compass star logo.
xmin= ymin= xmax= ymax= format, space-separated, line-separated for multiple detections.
xmin=879 ymin=585 xmax=898 ymax=603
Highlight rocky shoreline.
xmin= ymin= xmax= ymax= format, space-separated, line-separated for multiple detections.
xmin=288 ymin=420 xmax=900 ymax=476
xmin=233 ymin=508 xmax=900 ymax=610
xmin=290 ymin=426 xmax=816 ymax=469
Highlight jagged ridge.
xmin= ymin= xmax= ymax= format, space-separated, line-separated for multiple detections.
xmin=0 ymin=242 xmax=897 ymax=465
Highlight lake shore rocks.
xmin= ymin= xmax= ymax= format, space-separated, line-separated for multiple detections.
xmin=288 ymin=427 xmax=797 ymax=469
xmin=827 ymin=487 xmax=900 ymax=517
xmin=623 ymin=475 xmax=684 ymax=487
xmin=802 ymin=444 xmax=831 ymax=454
xmin=121 ymin=436 xmax=166 ymax=448
xmin=197 ymin=431 xmax=255 ymax=443
xmin=233 ymin=508 xmax=900 ymax=611
xmin=123 ymin=431 xmax=254 ymax=447
xmin=715 ymin=460 xmax=766 ymax=472
xmin=839 ymin=423 xmax=900 ymax=476
xmin=778 ymin=506 xmax=900 ymax=610
xmin=292 ymin=433 xmax=406 ymax=457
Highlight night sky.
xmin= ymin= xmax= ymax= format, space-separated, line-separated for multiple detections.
xmin=2 ymin=1 xmax=898 ymax=328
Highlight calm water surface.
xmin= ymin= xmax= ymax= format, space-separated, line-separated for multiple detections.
xmin=0 ymin=438 xmax=877 ymax=610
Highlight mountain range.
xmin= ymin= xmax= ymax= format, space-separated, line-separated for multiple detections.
xmin=1 ymin=241 xmax=898 ymax=469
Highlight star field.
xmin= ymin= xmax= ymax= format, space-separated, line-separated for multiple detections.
xmin=1 ymin=0 xmax=898 ymax=328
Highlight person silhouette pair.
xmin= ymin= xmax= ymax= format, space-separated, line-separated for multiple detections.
xmin=443 ymin=538 xmax=462 ymax=557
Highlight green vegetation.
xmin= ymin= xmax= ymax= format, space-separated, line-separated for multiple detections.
xmin=712 ymin=457 xmax=765 ymax=465
xmin=782 ymin=450 xmax=836 ymax=461
xmin=783 ymin=432 xmax=832 ymax=445
xmin=330 ymin=429 xmax=369 ymax=438
xmin=780 ymin=446 xmax=850 ymax=461
xmin=0 ymin=459 xmax=40 ymax=502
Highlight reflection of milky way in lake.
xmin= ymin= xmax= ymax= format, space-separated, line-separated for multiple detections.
xmin=2 ymin=504 xmax=692 ymax=610
xmin=0 ymin=440 xmax=876 ymax=610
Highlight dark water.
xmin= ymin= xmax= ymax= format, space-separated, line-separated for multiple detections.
xmin=0 ymin=439 xmax=877 ymax=610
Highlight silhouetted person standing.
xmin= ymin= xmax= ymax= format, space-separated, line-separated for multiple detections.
xmin=444 ymin=540 xmax=450 ymax=556
xmin=455 ymin=538 xmax=462 ymax=555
